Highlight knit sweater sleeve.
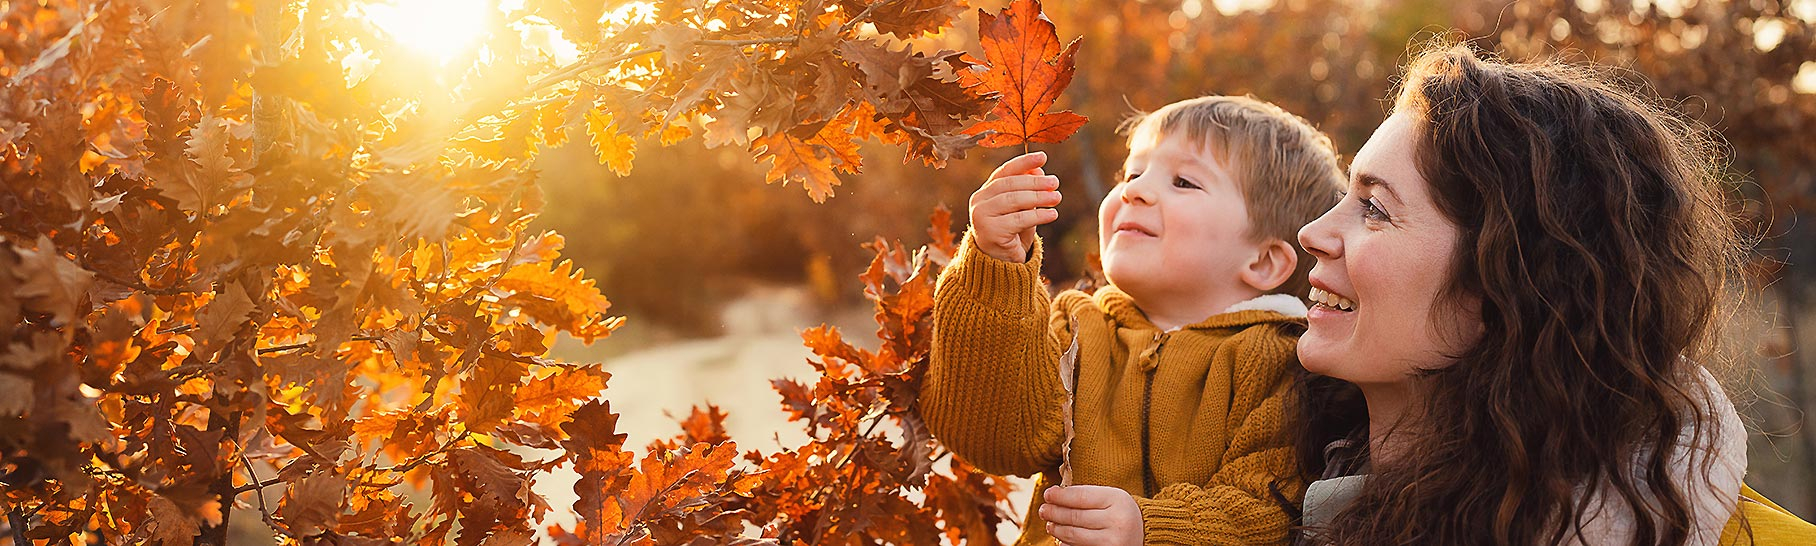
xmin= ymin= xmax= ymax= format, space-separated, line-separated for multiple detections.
xmin=1134 ymin=325 xmax=1304 ymax=545
xmin=920 ymin=229 xmax=1067 ymax=477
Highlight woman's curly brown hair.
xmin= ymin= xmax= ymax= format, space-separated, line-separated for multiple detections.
xmin=1297 ymin=42 xmax=1748 ymax=545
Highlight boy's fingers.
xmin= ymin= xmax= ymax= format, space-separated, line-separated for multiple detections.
xmin=1039 ymin=504 xmax=1107 ymax=530
xmin=976 ymin=190 xmax=1062 ymax=218
xmin=973 ymin=175 xmax=1059 ymax=206
xmin=986 ymin=209 xmax=1058 ymax=234
xmin=1046 ymin=523 xmax=1107 ymax=546
xmin=987 ymin=151 xmax=1048 ymax=181
xmin=1043 ymin=485 xmax=1120 ymax=510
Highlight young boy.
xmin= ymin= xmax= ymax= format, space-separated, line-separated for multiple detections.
xmin=921 ymin=96 xmax=1344 ymax=545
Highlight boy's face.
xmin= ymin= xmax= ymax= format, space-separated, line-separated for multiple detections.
xmin=1099 ymin=130 xmax=1260 ymax=304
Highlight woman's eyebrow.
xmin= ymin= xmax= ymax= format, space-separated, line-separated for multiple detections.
xmin=1356 ymin=172 xmax=1404 ymax=204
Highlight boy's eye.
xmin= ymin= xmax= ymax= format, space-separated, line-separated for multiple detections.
xmin=1121 ymin=172 xmax=1140 ymax=184
xmin=1172 ymin=176 xmax=1200 ymax=190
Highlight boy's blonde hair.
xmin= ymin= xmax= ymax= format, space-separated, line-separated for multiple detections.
xmin=1118 ymin=95 xmax=1344 ymax=299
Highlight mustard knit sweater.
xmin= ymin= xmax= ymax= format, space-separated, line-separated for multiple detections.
xmin=922 ymin=231 xmax=1305 ymax=545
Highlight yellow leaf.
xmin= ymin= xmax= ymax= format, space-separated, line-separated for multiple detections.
xmin=586 ymin=110 xmax=636 ymax=176
xmin=658 ymin=122 xmax=692 ymax=146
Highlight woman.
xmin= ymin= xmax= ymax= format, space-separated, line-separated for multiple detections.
xmin=1290 ymin=43 xmax=1768 ymax=545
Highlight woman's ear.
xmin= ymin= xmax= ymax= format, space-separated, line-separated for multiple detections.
xmin=1240 ymin=239 xmax=1298 ymax=292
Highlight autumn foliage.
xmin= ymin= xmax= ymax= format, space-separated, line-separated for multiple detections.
xmin=0 ymin=0 xmax=1086 ymax=543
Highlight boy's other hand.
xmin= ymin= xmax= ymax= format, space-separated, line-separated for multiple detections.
xmin=970 ymin=152 xmax=1062 ymax=263
xmin=1040 ymin=485 xmax=1142 ymax=546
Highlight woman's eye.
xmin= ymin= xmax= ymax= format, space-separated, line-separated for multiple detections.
xmin=1359 ymin=197 xmax=1390 ymax=221
xmin=1172 ymin=176 xmax=1201 ymax=189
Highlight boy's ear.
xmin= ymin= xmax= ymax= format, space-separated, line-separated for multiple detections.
xmin=1239 ymin=239 xmax=1297 ymax=292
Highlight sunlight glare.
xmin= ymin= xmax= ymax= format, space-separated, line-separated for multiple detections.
xmin=363 ymin=0 xmax=494 ymax=63
xmin=1794 ymin=62 xmax=1816 ymax=95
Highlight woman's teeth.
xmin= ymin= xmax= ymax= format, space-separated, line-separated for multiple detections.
xmin=1308 ymin=287 xmax=1357 ymax=312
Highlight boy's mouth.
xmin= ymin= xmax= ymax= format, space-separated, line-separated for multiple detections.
xmin=1113 ymin=221 xmax=1156 ymax=237
xmin=1308 ymin=287 xmax=1357 ymax=312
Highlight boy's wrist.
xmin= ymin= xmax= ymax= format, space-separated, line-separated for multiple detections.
xmin=940 ymin=229 xmax=1047 ymax=317
xmin=1132 ymin=496 xmax=1195 ymax=544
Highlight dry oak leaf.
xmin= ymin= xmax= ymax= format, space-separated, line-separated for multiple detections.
xmin=278 ymin=470 xmax=349 ymax=537
xmin=144 ymin=494 xmax=204 ymax=546
xmin=513 ymin=368 xmax=608 ymax=429
xmin=752 ymin=132 xmax=843 ymax=203
xmin=586 ymin=109 xmax=637 ymax=176
xmin=562 ymin=400 xmax=633 ymax=542
xmin=961 ymin=0 xmax=1087 ymax=147
xmin=494 ymin=260 xmax=619 ymax=342
xmin=841 ymin=0 xmax=968 ymax=40
xmin=617 ymin=442 xmax=743 ymax=527
xmin=459 ymin=357 xmax=529 ymax=434
xmin=11 ymin=235 xmax=94 ymax=326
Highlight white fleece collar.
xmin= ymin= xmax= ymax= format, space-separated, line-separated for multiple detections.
xmin=1221 ymin=293 xmax=1309 ymax=318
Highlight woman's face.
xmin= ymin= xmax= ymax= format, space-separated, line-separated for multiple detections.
xmin=1296 ymin=112 xmax=1480 ymax=387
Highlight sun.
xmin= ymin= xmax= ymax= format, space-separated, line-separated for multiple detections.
xmin=362 ymin=0 xmax=495 ymax=63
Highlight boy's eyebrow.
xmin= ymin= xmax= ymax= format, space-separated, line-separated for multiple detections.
xmin=1355 ymin=172 xmax=1403 ymax=204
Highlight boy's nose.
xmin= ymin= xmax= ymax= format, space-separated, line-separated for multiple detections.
xmin=1120 ymin=175 xmax=1156 ymax=205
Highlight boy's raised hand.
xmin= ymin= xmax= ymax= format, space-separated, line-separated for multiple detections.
xmin=970 ymin=152 xmax=1062 ymax=263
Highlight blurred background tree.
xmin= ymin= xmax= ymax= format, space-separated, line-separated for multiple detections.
xmin=535 ymin=0 xmax=1816 ymax=516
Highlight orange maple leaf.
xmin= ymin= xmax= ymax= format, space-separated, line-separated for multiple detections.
xmin=961 ymin=0 xmax=1087 ymax=148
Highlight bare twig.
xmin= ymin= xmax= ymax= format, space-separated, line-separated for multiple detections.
xmin=93 ymin=270 xmax=195 ymax=296
xmin=256 ymin=335 xmax=384 ymax=355
xmin=357 ymin=430 xmax=473 ymax=488
xmin=158 ymin=323 xmax=197 ymax=335
xmin=230 ymin=476 xmax=285 ymax=495
xmin=696 ymin=37 xmax=799 ymax=47
xmin=238 ymin=453 xmax=285 ymax=536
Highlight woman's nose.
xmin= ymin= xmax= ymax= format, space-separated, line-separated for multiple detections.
xmin=1298 ymin=204 xmax=1342 ymax=260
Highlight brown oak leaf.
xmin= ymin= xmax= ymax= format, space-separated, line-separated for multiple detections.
xmin=840 ymin=0 xmax=968 ymax=40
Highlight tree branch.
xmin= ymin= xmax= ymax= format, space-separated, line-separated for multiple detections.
xmin=94 ymin=270 xmax=195 ymax=296
xmin=8 ymin=509 xmax=27 ymax=546
xmin=356 ymin=430 xmax=473 ymax=488
xmin=695 ymin=37 xmax=799 ymax=47
xmin=238 ymin=453 xmax=287 ymax=538
xmin=230 ymin=476 xmax=285 ymax=495
xmin=256 ymin=335 xmax=384 ymax=355
xmin=469 ymin=30 xmax=814 ymax=123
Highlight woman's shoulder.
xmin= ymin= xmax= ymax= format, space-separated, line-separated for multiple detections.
xmin=1574 ymin=366 xmax=1747 ymax=545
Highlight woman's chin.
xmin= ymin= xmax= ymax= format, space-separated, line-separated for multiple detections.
xmin=1296 ymin=332 xmax=1347 ymax=377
